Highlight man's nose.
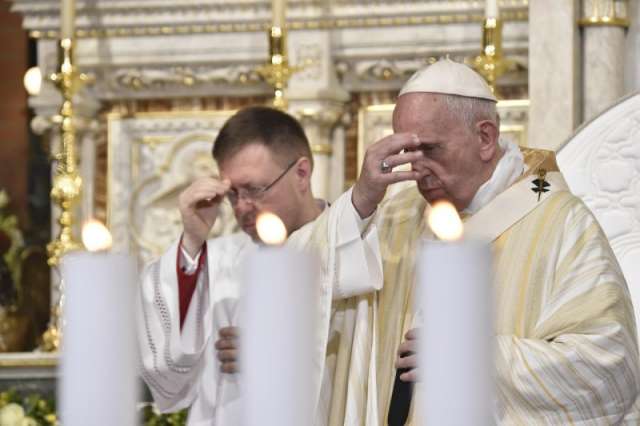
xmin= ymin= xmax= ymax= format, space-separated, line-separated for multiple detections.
xmin=233 ymin=197 xmax=257 ymax=214
xmin=412 ymin=162 xmax=432 ymax=176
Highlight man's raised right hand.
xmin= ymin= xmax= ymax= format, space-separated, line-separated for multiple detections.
xmin=178 ymin=177 xmax=231 ymax=257
xmin=352 ymin=133 xmax=424 ymax=218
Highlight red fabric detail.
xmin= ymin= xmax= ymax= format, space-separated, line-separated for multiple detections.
xmin=177 ymin=238 xmax=207 ymax=330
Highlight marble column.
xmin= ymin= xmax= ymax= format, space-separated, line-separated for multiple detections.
xmin=287 ymin=29 xmax=349 ymax=202
xmin=625 ymin=0 xmax=640 ymax=93
xmin=329 ymin=123 xmax=346 ymax=200
xmin=581 ymin=0 xmax=628 ymax=122
xmin=293 ymin=105 xmax=345 ymax=202
xmin=76 ymin=94 xmax=102 ymax=224
xmin=528 ymin=0 xmax=581 ymax=151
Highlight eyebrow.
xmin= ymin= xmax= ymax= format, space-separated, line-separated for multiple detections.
xmin=229 ymin=182 xmax=263 ymax=191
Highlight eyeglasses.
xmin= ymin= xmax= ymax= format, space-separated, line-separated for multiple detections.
xmin=227 ymin=159 xmax=298 ymax=205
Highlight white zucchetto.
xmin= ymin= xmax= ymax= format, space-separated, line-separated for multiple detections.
xmin=399 ymin=58 xmax=497 ymax=102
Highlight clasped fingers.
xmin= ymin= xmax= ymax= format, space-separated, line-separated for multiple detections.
xmin=217 ymin=349 xmax=238 ymax=363
xmin=216 ymin=326 xmax=240 ymax=374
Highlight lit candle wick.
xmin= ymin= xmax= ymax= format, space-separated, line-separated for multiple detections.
xmin=256 ymin=212 xmax=287 ymax=245
xmin=82 ymin=219 xmax=113 ymax=252
xmin=427 ymin=201 xmax=463 ymax=241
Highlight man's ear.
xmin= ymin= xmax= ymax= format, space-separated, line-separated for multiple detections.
xmin=295 ymin=157 xmax=313 ymax=191
xmin=476 ymin=120 xmax=499 ymax=162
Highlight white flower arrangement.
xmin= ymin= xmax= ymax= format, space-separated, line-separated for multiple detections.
xmin=0 ymin=391 xmax=57 ymax=426
xmin=0 ymin=403 xmax=38 ymax=426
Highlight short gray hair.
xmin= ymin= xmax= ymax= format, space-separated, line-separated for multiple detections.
xmin=441 ymin=94 xmax=499 ymax=132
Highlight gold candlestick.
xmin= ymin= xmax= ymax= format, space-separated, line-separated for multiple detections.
xmin=257 ymin=26 xmax=303 ymax=110
xmin=472 ymin=18 xmax=515 ymax=96
xmin=47 ymin=38 xmax=89 ymax=266
xmin=41 ymin=37 xmax=90 ymax=352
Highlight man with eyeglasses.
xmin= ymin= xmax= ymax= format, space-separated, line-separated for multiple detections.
xmin=138 ymin=106 xmax=389 ymax=425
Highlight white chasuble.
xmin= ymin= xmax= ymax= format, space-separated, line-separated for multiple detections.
xmin=326 ymin=148 xmax=640 ymax=425
xmin=138 ymin=188 xmax=382 ymax=426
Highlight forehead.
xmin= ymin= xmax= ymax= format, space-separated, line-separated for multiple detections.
xmin=392 ymin=93 xmax=450 ymax=134
xmin=218 ymin=143 xmax=279 ymax=184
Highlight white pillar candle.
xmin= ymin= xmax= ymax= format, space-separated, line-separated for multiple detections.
xmin=272 ymin=0 xmax=286 ymax=28
xmin=59 ymin=222 xmax=138 ymax=426
xmin=241 ymin=213 xmax=316 ymax=426
xmin=60 ymin=0 xmax=75 ymax=39
xmin=485 ymin=0 xmax=498 ymax=19
xmin=418 ymin=203 xmax=493 ymax=425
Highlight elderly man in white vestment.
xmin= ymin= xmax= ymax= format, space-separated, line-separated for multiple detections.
xmin=323 ymin=59 xmax=640 ymax=425
xmin=137 ymin=106 xmax=384 ymax=425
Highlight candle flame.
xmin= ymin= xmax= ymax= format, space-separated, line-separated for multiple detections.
xmin=82 ymin=220 xmax=113 ymax=252
xmin=256 ymin=212 xmax=287 ymax=245
xmin=23 ymin=67 xmax=42 ymax=96
xmin=427 ymin=201 xmax=463 ymax=241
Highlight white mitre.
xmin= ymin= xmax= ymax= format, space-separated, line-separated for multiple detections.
xmin=399 ymin=58 xmax=497 ymax=102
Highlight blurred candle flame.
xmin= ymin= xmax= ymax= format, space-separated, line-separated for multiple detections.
xmin=82 ymin=220 xmax=113 ymax=252
xmin=23 ymin=66 xmax=42 ymax=96
xmin=256 ymin=212 xmax=287 ymax=245
xmin=427 ymin=201 xmax=463 ymax=241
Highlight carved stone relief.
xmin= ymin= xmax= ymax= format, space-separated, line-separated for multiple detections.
xmin=557 ymin=93 xmax=640 ymax=332
xmin=107 ymin=112 xmax=238 ymax=265
xmin=17 ymin=0 xmax=530 ymax=100
xmin=292 ymin=44 xmax=323 ymax=81
xmin=12 ymin=0 xmax=530 ymax=39
xmin=111 ymin=66 xmax=264 ymax=92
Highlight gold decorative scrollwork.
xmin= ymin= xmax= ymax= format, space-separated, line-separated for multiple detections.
xmin=29 ymin=10 xmax=529 ymax=39
xmin=138 ymin=136 xmax=175 ymax=148
xmin=114 ymin=67 xmax=263 ymax=91
xmin=579 ymin=0 xmax=630 ymax=28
